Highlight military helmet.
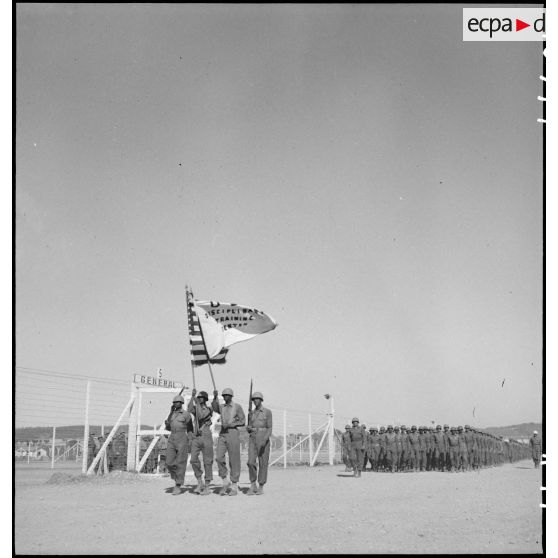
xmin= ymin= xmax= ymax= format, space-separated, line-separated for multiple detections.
xmin=361 ymin=424 xmax=366 ymax=429
xmin=465 ymin=424 xmax=471 ymax=429
xmin=251 ymin=391 xmax=264 ymax=401
xmin=172 ymin=395 xmax=185 ymax=403
xmin=411 ymin=425 xmax=417 ymax=430
xmin=443 ymin=424 xmax=449 ymax=429
xmin=436 ymin=425 xmax=442 ymax=430
xmin=394 ymin=426 xmax=400 ymax=431
xmin=345 ymin=424 xmax=351 ymax=430
xmin=379 ymin=426 xmax=386 ymax=432
xmin=387 ymin=425 xmax=393 ymax=430
xmin=221 ymin=387 xmax=234 ymax=396
xmin=352 ymin=417 xmax=359 ymax=423
xmin=197 ymin=391 xmax=209 ymax=400
xmin=370 ymin=427 xmax=377 ymax=432
xmin=458 ymin=426 xmax=463 ymax=431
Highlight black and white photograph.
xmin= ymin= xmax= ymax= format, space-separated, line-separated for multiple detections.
xmin=14 ymin=3 xmax=547 ymax=555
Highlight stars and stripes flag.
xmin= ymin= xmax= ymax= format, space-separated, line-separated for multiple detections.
xmin=186 ymin=286 xmax=277 ymax=367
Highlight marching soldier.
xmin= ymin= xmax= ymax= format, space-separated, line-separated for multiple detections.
xmin=457 ymin=426 xmax=468 ymax=471
xmin=211 ymin=388 xmax=246 ymax=496
xmin=165 ymin=394 xmax=193 ymax=495
xmin=246 ymin=391 xmax=273 ymax=495
xmin=188 ymin=389 xmax=214 ymax=495
xmin=349 ymin=418 xmax=365 ymax=477
xmin=417 ymin=427 xmax=427 ymax=472
xmin=361 ymin=424 xmax=370 ymax=471
xmin=384 ymin=425 xmax=397 ymax=473
xmin=394 ymin=426 xmax=402 ymax=472
xmin=408 ymin=426 xmax=420 ymax=472
xmin=443 ymin=424 xmax=451 ymax=471
xmin=464 ymin=425 xmax=476 ymax=471
xmin=368 ymin=427 xmax=381 ymax=472
xmin=399 ymin=426 xmax=409 ymax=472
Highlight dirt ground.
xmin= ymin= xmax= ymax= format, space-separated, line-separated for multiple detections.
xmin=14 ymin=460 xmax=542 ymax=555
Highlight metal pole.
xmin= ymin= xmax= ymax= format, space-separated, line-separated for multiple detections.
xmin=27 ymin=441 xmax=31 ymax=464
xmin=328 ymin=396 xmax=335 ymax=466
xmin=299 ymin=435 xmax=302 ymax=463
xmin=126 ymin=382 xmax=137 ymax=471
xmin=308 ymin=414 xmax=313 ymax=465
xmin=135 ymin=390 xmax=143 ymax=470
xmin=101 ymin=425 xmax=105 ymax=437
xmin=283 ymin=410 xmax=287 ymax=469
xmin=82 ymin=380 xmax=91 ymax=474
xmin=51 ymin=427 xmax=56 ymax=469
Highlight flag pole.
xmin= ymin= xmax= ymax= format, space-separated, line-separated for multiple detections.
xmin=186 ymin=285 xmax=217 ymax=392
xmin=185 ymin=285 xmax=197 ymax=390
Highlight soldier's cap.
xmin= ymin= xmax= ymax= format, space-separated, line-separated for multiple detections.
xmin=251 ymin=391 xmax=264 ymax=401
xmin=172 ymin=395 xmax=185 ymax=403
xmin=394 ymin=426 xmax=400 ymax=430
xmin=197 ymin=391 xmax=209 ymax=400
xmin=379 ymin=426 xmax=385 ymax=431
xmin=352 ymin=417 xmax=359 ymax=423
xmin=533 ymin=430 xmax=538 ymax=434
xmin=221 ymin=388 xmax=234 ymax=396
xmin=370 ymin=427 xmax=377 ymax=431
xmin=345 ymin=425 xmax=351 ymax=430
xmin=361 ymin=424 xmax=366 ymax=428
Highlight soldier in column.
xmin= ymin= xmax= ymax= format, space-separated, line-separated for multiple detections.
xmin=384 ymin=425 xmax=398 ymax=473
xmin=443 ymin=424 xmax=451 ymax=471
xmin=408 ymin=426 xmax=420 ymax=472
xmin=464 ymin=425 xmax=476 ymax=471
xmin=432 ymin=425 xmax=445 ymax=471
xmin=246 ymin=391 xmax=273 ymax=495
xmin=378 ymin=426 xmax=387 ymax=471
xmin=447 ymin=427 xmax=460 ymax=472
xmin=399 ymin=426 xmax=409 ymax=472
xmin=188 ymin=389 xmax=214 ymax=495
xmin=457 ymin=426 xmax=468 ymax=471
xmin=417 ymin=427 xmax=427 ymax=472
xmin=211 ymin=387 xmax=246 ymax=496
xmin=368 ymin=427 xmax=381 ymax=472
xmin=361 ymin=424 xmax=370 ymax=471
xmin=393 ymin=426 xmax=402 ymax=472
xmin=529 ymin=430 xmax=541 ymax=469
xmin=165 ymin=394 xmax=193 ymax=495
xmin=349 ymin=418 xmax=365 ymax=477
xmin=342 ymin=425 xmax=352 ymax=472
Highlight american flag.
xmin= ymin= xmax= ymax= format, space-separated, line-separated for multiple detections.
xmin=187 ymin=288 xmax=228 ymax=366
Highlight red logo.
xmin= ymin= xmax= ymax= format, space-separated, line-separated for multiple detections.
xmin=516 ymin=19 xmax=530 ymax=32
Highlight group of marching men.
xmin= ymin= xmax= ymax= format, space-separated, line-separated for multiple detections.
xmin=341 ymin=418 xmax=535 ymax=476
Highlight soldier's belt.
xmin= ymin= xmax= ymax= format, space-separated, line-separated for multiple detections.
xmin=251 ymin=427 xmax=268 ymax=431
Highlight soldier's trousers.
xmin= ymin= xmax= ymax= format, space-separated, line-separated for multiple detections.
xmin=459 ymin=449 xmax=468 ymax=470
xmin=166 ymin=432 xmax=190 ymax=485
xmin=248 ymin=437 xmax=270 ymax=485
xmin=449 ymin=447 xmax=459 ymax=470
xmin=419 ymin=450 xmax=426 ymax=470
xmin=385 ymin=448 xmax=397 ymax=471
xmin=216 ymin=429 xmax=241 ymax=483
xmin=369 ymin=447 xmax=380 ymax=470
xmin=190 ymin=433 xmax=214 ymax=481
xmin=408 ymin=447 xmax=419 ymax=469
xmin=350 ymin=446 xmax=364 ymax=471
xmin=342 ymin=447 xmax=351 ymax=468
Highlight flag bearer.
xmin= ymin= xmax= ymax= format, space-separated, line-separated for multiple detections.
xmin=246 ymin=391 xmax=273 ymax=495
xmin=188 ymin=389 xmax=214 ymax=495
xmin=165 ymin=394 xmax=193 ymax=495
xmin=212 ymin=388 xmax=246 ymax=496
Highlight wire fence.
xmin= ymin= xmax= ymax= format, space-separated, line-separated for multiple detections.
xmin=15 ymin=367 xmax=345 ymax=471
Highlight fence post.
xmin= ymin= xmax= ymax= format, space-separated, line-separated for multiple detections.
xmin=308 ymin=414 xmax=313 ymax=466
xmin=27 ymin=440 xmax=31 ymax=464
xmin=81 ymin=380 xmax=91 ymax=474
xmin=126 ymin=383 xmax=138 ymax=471
xmin=283 ymin=410 xmax=287 ymax=469
xmin=51 ymin=426 xmax=56 ymax=469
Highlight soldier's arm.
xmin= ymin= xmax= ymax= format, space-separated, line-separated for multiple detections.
xmin=264 ymin=408 xmax=273 ymax=442
xmin=211 ymin=396 xmax=221 ymax=414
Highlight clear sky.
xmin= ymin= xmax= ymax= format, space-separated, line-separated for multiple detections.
xmin=16 ymin=4 xmax=543 ymax=428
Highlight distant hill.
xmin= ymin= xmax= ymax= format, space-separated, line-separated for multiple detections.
xmin=480 ymin=422 xmax=542 ymax=440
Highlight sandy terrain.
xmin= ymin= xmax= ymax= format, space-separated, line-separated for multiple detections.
xmin=15 ymin=460 xmax=542 ymax=555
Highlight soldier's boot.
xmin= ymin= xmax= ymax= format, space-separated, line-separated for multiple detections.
xmin=171 ymin=484 xmax=182 ymax=496
xmin=219 ymin=478 xmax=231 ymax=496
xmin=354 ymin=468 xmax=358 ymax=477
xmin=257 ymin=484 xmax=264 ymax=495
xmin=201 ymin=481 xmax=211 ymax=496
xmin=193 ymin=478 xmax=203 ymax=494
xmin=228 ymin=482 xmax=238 ymax=496
xmin=247 ymin=482 xmax=257 ymax=495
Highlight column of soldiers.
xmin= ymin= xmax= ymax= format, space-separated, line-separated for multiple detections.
xmin=341 ymin=421 xmax=532 ymax=475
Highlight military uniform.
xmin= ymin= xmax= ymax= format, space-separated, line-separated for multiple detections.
xmin=188 ymin=391 xmax=214 ymax=495
xmin=432 ymin=426 xmax=446 ymax=471
xmin=165 ymin=399 xmax=193 ymax=491
xmin=342 ymin=426 xmax=352 ymax=471
xmin=349 ymin=418 xmax=365 ymax=476
xmin=447 ymin=428 xmax=460 ymax=472
xmin=383 ymin=426 xmax=397 ymax=473
xmin=247 ymin=392 xmax=273 ymax=494
xmin=368 ymin=428 xmax=381 ymax=471
xmin=211 ymin=388 xmax=246 ymax=495
xmin=408 ymin=426 xmax=420 ymax=471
